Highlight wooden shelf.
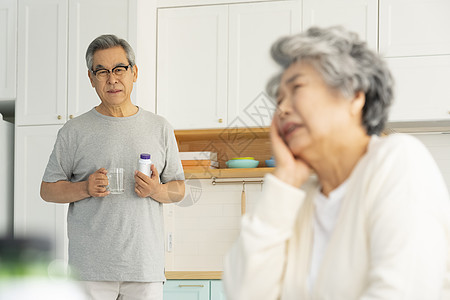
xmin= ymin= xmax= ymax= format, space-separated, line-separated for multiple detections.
xmin=184 ymin=167 xmax=274 ymax=179
xmin=175 ymin=127 xmax=269 ymax=142
xmin=175 ymin=127 xmax=273 ymax=173
xmin=165 ymin=271 xmax=222 ymax=280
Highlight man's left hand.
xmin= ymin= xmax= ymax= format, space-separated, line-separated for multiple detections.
xmin=134 ymin=164 xmax=160 ymax=198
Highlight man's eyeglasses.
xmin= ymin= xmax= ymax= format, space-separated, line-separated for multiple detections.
xmin=91 ymin=65 xmax=132 ymax=80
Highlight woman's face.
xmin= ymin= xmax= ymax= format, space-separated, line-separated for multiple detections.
xmin=274 ymin=61 xmax=364 ymax=159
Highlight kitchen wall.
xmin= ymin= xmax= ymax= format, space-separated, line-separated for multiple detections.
xmin=411 ymin=133 xmax=450 ymax=189
xmin=164 ymin=178 xmax=263 ymax=271
xmin=165 ymin=133 xmax=450 ymax=272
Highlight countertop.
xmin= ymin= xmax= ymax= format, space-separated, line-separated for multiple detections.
xmin=165 ymin=271 xmax=222 ymax=280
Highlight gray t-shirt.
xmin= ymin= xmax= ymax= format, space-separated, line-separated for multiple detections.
xmin=43 ymin=108 xmax=184 ymax=282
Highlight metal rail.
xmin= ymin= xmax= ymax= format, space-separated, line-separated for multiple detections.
xmin=211 ymin=177 xmax=264 ymax=185
xmin=211 ymin=177 xmax=264 ymax=215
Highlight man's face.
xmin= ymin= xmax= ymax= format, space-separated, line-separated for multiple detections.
xmin=88 ymin=46 xmax=138 ymax=107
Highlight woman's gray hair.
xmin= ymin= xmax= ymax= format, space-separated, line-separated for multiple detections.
xmin=267 ymin=26 xmax=394 ymax=135
xmin=85 ymin=34 xmax=136 ymax=71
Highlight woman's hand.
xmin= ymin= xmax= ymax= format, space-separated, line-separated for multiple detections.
xmin=270 ymin=117 xmax=312 ymax=188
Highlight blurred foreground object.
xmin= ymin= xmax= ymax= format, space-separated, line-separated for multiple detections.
xmin=0 ymin=237 xmax=86 ymax=300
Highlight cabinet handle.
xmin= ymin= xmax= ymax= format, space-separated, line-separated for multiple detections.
xmin=178 ymin=285 xmax=205 ymax=288
xmin=218 ymin=118 xmax=223 ymax=123
xmin=57 ymin=115 xmax=62 ymax=120
xmin=69 ymin=115 xmax=74 ymax=119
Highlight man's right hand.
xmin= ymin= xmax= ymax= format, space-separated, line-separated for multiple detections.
xmin=87 ymin=168 xmax=110 ymax=197
xmin=41 ymin=168 xmax=109 ymax=204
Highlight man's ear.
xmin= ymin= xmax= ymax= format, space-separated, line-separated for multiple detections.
xmin=132 ymin=65 xmax=138 ymax=83
xmin=88 ymin=70 xmax=95 ymax=88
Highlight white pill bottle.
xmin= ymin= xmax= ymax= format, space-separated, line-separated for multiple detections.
xmin=138 ymin=153 xmax=152 ymax=177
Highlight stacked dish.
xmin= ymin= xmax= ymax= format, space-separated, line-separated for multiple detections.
xmin=265 ymin=156 xmax=276 ymax=167
xmin=226 ymin=157 xmax=259 ymax=168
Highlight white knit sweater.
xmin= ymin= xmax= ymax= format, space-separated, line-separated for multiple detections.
xmin=223 ymin=134 xmax=450 ymax=300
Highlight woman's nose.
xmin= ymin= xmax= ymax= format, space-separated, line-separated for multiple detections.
xmin=276 ymin=97 xmax=292 ymax=117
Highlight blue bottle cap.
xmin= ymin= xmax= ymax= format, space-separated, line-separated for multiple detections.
xmin=140 ymin=153 xmax=151 ymax=159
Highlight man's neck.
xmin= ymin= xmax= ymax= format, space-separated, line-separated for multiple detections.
xmin=96 ymin=102 xmax=138 ymax=117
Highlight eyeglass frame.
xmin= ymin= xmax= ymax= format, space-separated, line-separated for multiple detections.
xmin=90 ymin=64 xmax=132 ymax=80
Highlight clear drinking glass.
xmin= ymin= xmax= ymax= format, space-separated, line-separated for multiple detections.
xmin=107 ymin=168 xmax=124 ymax=194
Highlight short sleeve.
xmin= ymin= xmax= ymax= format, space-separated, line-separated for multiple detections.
xmin=42 ymin=127 xmax=74 ymax=183
xmin=159 ymin=123 xmax=185 ymax=184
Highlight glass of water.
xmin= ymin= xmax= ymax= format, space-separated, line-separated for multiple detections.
xmin=107 ymin=168 xmax=124 ymax=194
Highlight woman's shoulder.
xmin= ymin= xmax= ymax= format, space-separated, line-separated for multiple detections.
xmin=368 ymin=133 xmax=428 ymax=161
xmin=373 ymin=133 xmax=423 ymax=148
xmin=356 ymin=133 xmax=446 ymax=192
xmin=351 ymin=135 xmax=449 ymax=214
xmin=350 ymin=133 xmax=434 ymax=182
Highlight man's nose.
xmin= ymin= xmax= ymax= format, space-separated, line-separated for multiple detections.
xmin=106 ymin=72 xmax=119 ymax=84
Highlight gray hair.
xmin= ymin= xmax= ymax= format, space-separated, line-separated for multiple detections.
xmin=85 ymin=34 xmax=136 ymax=71
xmin=267 ymin=26 xmax=394 ymax=135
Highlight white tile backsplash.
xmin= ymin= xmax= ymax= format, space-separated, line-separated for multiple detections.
xmin=173 ymin=255 xmax=225 ymax=271
xmin=411 ymin=133 xmax=450 ymax=191
xmin=173 ymin=241 xmax=199 ymax=256
xmin=164 ymin=178 xmax=262 ymax=271
xmin=165 ymin=133 xmax=450 ymax=271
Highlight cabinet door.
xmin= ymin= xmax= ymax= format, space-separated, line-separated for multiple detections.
xmin=387 ymin=55 xmax=450 ymax=122
xmin=210 ymin=280 xmax=227 ymax=300
xmin=67 ymin=0 xmax=136 ymax=120
xmin=0 ymin=121 xmax=13 ymax=236
xmin=303 ymin=0 xmax=378 ymax=50
xmin=0 ymin=0 xmax=17 ymax=100
xmin=163 ymin=280 xmax=210 ymax=300
xmin=14 ymin=125 xmax=68 ymax=261
xmin=16 ymin=0 xmax=68 ymax=126
xmin=157 ymin=6 xmax=228 ymax=129
xmin=379 ymin=0 xmax=450 ymax=57
xmin=228 ymin=1 xmax=301 ymax=128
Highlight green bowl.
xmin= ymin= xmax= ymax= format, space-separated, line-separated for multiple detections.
xmin=226 ymin=159 xmax=259 ymax=168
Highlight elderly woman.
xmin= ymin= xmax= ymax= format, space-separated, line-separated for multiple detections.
xmin=223 ymin=26 xmax=450 ymax=299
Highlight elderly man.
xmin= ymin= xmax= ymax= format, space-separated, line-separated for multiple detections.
xmin=41 ymin=35 xmax=185 ymax=300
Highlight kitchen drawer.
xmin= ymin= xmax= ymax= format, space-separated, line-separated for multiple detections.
xmin=164 ymin=280 xmax=210 ymax=300
xmin=164 ymin=280 xmax=226 ymax=300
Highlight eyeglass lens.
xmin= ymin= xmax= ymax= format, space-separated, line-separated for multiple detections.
xmin=94 ymin=65 xmax=130 ymax=80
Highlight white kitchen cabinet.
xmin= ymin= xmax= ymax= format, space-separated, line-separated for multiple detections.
xmin=387 ymin=55 xmax=450 ymax=122
xmin=164 ymin=280 xmax=210 ymax=300
xmin=303 ymin=0 xmax=450 ymax=125
xmin=14 ymin=125 xmax=68 ymax=261
xmin=0 ymin=0 xmax=17 ymax=101
xmin=157 ymin=5 xmax=228 ymax=129
xmin=0 ymin=117 xmax=14 ymax=237
xmin=16 ymin=0 xmax=68 ymax=126
xmin=16 ymin=0 xmax=136 ymax=126
xmin=164 ymin=280 xmax=226 ymax=300
xmin=379 ymin=0 xmax=450 ymax=123
xmin=303 ymin=0 xmax=378 ymax=50
xmin=379 ymin=0 xmax=450 ymax=57
xmin=156 ymin=1 xmax=301 ymax=129
xmin=67 ymin=0 xmax=136 ymax=121
xmin=228 ymin=1 xmax=301 ymax=128
xmin=210 ymin=280 xmax=226 ymax=300
xmin=14 ymin=0 xmax=141 ymax=263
